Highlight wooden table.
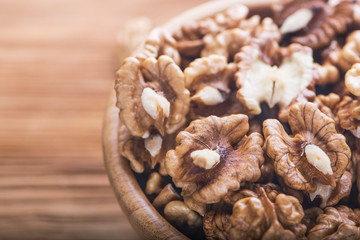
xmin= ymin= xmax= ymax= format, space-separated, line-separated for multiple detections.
xmin=0 ymin=0 xmax=206 ymax=239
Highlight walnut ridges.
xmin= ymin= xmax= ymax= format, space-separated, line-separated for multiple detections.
xmin=337 ymin=96 xmax=360 ymax=138
xmin=184 ymin=55 xmax=236 ymax=107
xmin=112 ymin=2 xmax=360 ymax=239
xmin=136 ymin=28 xmax=181 ymax=66
xmin=115 ymin=55 xmax=190 ymax=137
xmin=165 ymin=114 xmax=264 ymax=214
xmin=264 ymin=102 xmax=351 ymax=207
xmin=273 ymin=0 xmax=356 ymax=49
xmin=203 ymin=184 xmax=306 ymax=240
xmin=308 ymin=205 xmax=360 ymax=240
xmin=229 ymin=187 xmax=306 ymax=240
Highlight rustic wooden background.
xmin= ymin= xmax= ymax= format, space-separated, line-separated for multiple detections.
xmin=0 ymin=0 xmax=206 ymax=239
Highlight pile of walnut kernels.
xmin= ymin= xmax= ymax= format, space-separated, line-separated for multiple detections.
xmin=114 ymin=0 xmax=360 ymax=239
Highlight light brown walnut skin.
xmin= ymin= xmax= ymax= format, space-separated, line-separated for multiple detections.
xmin=224 ymin=183 xmax=281 ymax=206
xmin=165 ymin=114 xmax=264 ymax=214
xmin=141 ymin=56 xmax=190 ymax=135
xmin=173 ymin=5 xmax=250 ymax=62
xmin=117 ymin=120 xmax=148 ymax=173
xmin=313 ymin=61 xmax=339 ymax=87
xmin=183 ymin=55 xmax=244 ymax=120
xmin=203 ymin=201 xmax=232 ymax=240
xmin=273 ymin=0 xmax=355 ymax=49
xmin=188 ymin=90 xmax=245 ymax=121
xmin=184 ymin=54 xmax=236 ymax=105
xmin=115 ymin=57 xmax=153 ymax=137
xmin=312 ymin=93 xmax=340 ymax=120
xmin=264 ymin=102 xmax=351 ymax=206
xmin=173 ymin=4 xmax=250 ymax=41
xmin=136 ymin=28 xmax=181 ymax=66
xmin=114 ymin=2 xmax=360 ymax=239
xmin=278 ymin=84 xmax=316 ymax=124
xmin=163 ymin=200 xmax=202 ymax=230
xmin=201 ymin=28 xmax=250 ymax=60
xmin=203 ymin=183 xmax=281 ymax=240
xmin=145 ymin=171 xmax=163 ymax=195
xmin=115 ymin=55 xmax=190 ymax=137
xmin=308 ymin=205 xmax=360 ymax=240
xmin=334 ymin=30 xmax=360 ymax=72
xmin=326 ymin=170 xmax=352 ymax=206
xmin=175 ymin=39 xmax=204 ymax=59
xmin=200 ymin=17 xmax=280 ymax=60
xmin=252 ymin=17 xmax=281 ymax=44
xmin=229 ymin=187 xmax=306 ymax=240
xmin=337 ymin=96 xmax=360 ymax=136
xmin=117 ymin=120 xmax=174 ymax=175
xmin=152 ymin=184 xmax=181 ymax=212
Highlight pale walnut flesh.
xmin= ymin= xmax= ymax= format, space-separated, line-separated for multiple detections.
xmin=308 ymin=206 xmax=360 ymax=240
xmin=184 ymin=55 xmax=235 ymax=107
xmin=280 ymin=8 xmax=313 ymax=34
xmin=189 ymin=90 xmax=245 ymax=120
xmin=235 ymin=42 xmax=313 ymax=115
xmin=264 ymin=102 xmax=351 ymax=207
xmin=165 ymin=114 xmax=264 ymax=211
xmin=115 ymin=55 xmax=190 ymax=137
xmin=118 ymin=122 xmax=174 ymax=175
xmin=144 ymin=134 xmax=163 ymax=157
xmin=184 ymin=54 xmax=242 ymax=118
xmin=273 ymin=0 xmax=355 ymax=49
xmin=141 ymin=55 xmax=190 ymax=135
xmin=191 ymin=86 xmax=225 ymax=106
xmin=191 ymin=149 xmax=220 ymax=170
xmin=141 ymin=87 xmax=170 ymax=120
xmin=115 ymin=57 xmax=153 ymax=138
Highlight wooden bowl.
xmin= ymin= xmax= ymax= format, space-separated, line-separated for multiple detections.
xmin=103 ymin=1 xmax=275 ymax=239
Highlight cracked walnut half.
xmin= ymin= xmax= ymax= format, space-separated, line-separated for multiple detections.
xmin=165 ymin=114 xmax=264 ymax=214
xmin=264 ymin=102 xmax=351 ymax=207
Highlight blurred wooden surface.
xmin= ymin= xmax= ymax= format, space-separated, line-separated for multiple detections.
xmin=0 ymin=0 xmax=206 ymax=239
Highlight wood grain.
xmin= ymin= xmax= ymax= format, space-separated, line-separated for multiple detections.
xmin=0 ymin=0 xmax=206 ymax=239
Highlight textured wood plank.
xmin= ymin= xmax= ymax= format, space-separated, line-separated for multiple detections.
xmin=0 ymin=0 xmax=207 ymax=239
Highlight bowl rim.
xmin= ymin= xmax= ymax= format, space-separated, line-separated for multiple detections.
xmin=102 ymin=1 xmax=275 ymax=239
